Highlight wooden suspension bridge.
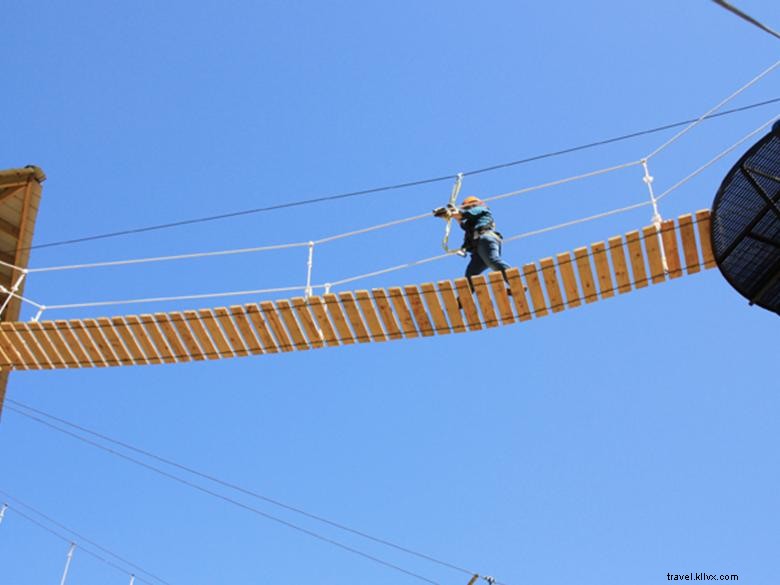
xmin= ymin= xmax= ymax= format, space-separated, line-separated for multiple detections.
xmin=0 ymin=166 xmax=715 ymax=413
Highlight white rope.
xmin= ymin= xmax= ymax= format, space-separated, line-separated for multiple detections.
xmin=326 ymin=253 xmax=453 ymax=288
xmin=645 ymin=59 xmax=780 ymax=160
xmin=0 ymin=284 xmax=45 ymax=310
xmin=656 ymin=114 xmax=778 ymax=201
xmin=27 ymin=241 xmax=310 ymax=274
xmin=60 ymin=543 xmax=76 ymax=585
xmin=44 ymin=285 xmax=310 ymax=311
xmin=26 ymin=161 xmax=638 ymax=275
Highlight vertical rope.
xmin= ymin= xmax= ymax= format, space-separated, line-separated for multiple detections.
xmin=59 ymin=543 xmax=76 ymax=585
xmin=641 ymin=160 xmax=669 ymax=272
xmin=0 ymin=503 xmax=7 ymax=525
xmin=442 ymin=173 xmax=464 ymax=251
xmin=305 ymin=242 xmax=315 ymax=299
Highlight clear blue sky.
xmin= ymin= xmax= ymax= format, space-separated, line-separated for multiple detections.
xmin=1 ymin=2 xmax=778 ymax=584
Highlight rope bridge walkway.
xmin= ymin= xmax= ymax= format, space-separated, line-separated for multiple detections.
xmin=0 ymin=210 xmax=715 ymax=371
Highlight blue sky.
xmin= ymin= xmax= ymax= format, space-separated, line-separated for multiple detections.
xmin=1 ymin=1 xmax=778 ymax=584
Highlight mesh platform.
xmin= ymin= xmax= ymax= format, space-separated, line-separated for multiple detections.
xmin=711 ymin=121 xmax=780 ymax=314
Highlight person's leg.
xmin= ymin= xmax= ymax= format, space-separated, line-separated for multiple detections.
xmin=465 ymin=251 xmax=487 ymax=279
xmin=480 ymin=235 xmax=511 ymax=272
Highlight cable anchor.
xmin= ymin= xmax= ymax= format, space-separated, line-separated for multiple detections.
xmin=31 ymin=306 xmax=47 ymax=323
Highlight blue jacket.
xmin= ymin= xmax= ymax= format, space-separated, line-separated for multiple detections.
xmin=459 ymin=206 xmax=496 ymax=251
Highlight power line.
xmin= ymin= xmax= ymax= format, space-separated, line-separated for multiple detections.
xmin=5 ymin=405 xmax=447 ymax=585
xmin=20 ymin=97 xmax=780 ymax=253
xmin=712 ymin=0 xmax=780 ymax=41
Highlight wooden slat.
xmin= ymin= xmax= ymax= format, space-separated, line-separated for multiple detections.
xmin=291 ymin=297 xmax=326 ymax=348
xmin=214 ymin=307 xmax=250 ymax=357
xmin=323 ymin=294 xmax=355 ymax=345
xmin=306 ymin=297 xmax=340 ymax=347
xmin=259 ymin=301 xmax=295 ymax=352
xmin=245 ymin=304 xmax=281 ymax=353
xmin=572 ymin=249 xmax=598 ymax=304
xmin=96 ymin=318 xmax=134 ymax=365
xmin=470 ymin=276 xmax=499 ymax=328
xmin=126 ymin=316 xmax=164 ymax=365
xmin=0 ymin=324 xmax=40 ymax=369
xmin=354 ymin=291 xmax=387 ymax=342
xmin=20 ymin=323 xmax=59 ymax=368
xmin=276 ymin=300 xmax=310 ymax=350
xmin=338 ymin=292 xmax=371 ymax=343
xmin=387 ymin=287 xmax=420 ymax=338
xmin=590 ymin=242 xmax=615 ymax=299
xmin=505 ymin=267 xmax=532 ymax=321
xmin=154 ymin=314 xmax=191 ymax=363
xmin=624 ymin=230 xmax=648 ymax=289
xmin=182 ymin=311 xmax=220 ymax=360
xmin=607 ymin=237 xmax=631 ymax=294
xmin=139 ymin=315 xmax=177 ymax=364
xmin=169 ymin=312 xmax=206 ymax=361
xmin=642 ymin=226 xmax=666 ymax=284
xmin=42 ymin=321 xmax=80 ymax=368
xmin=403 ymin=285 xmax=435 ymax=336
xmin=228 ymin=306 xmax=264 ymax=355
xmin=111 ymin=316 xmax=148 ymax=365
xmin=0 ymin=331 xmax=16 ymax=369
xmin=523 ymin=263 xmax=549 ymax=317
xmin=436 ymin=281 xmax=466 ymax=333
xmin=695 ymin=209 xmax=716 ymax=269
xmin=487 ymin=271 xmax=515 ymax=325
xmin=555 ymin=252 xmax=582 ymax=307
xmin=16 ymin=324 xmax=54 ymax=369
xmin=371 ymin=289 xmax=403 ymax=340
xmin=453 ymin=278 xmax=483 ymax=331
xmin=420 ymin=283 xmax=452 ymax=334
xmin=84 ymin=319 xmax=121 ymax=366
xmin=539 ymin=257 xmax=566 ymax=311
xmin=70 ymin=320 xmax=109 ymax=367
xmin=660 ymin=219 xmax=683 ymax=279
xmin=677 ymin=213 xmax=701 ymax=274
xmin=56 ymin=320 xmax=93 ymax=367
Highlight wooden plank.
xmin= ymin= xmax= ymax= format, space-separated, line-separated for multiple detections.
xmin=642 ymin=225 xmax=666 ymax=284
xmin=214 ymin=307 xmax=250 ymax=357
xmin=453 ymin=278 xmax=483 ymax=331
xmin=276 ymin=300 xmax=310 ymax=350
xmin=338 ymin=292 xmax=371 ymax=343
xmin=371 ymin=289 xmax=403 ymax=340
xmin=505 ymin=267 xmax=532 ymax=321
xmin=154 ymin=313 xmax=191 ymax=363
xmin=139 ymin=315 xmax=177 ymax=364
xmin=55 ymin=320 xmax=93 ymax=367
xmin=436 ymin=280 xmax=466 ymax=333
xmin=0 ymin=332 xmax=15 ymax=369
xmin=677 ymin=213 xmax=701 ymax=274
xmin=21 ymin=323 xmax=60 ymax=368
xmin=12 ymin=324 xmax=52 ymax=369
xmin=260 ymin=301 xmax=296 ymax=352
xmin=126 ymin=316 xmax=165 ymax=365
xmin=95 ymin=318 xmax=134 ymax=365
xmin=42 ymin=321 xmax=80 ymax=368
xmin=306 ymin=296 xmax=340 ymax=347
xmin=555 ymin=252 xmax=582 ymax=307
xmin=181 ymin=311 xmax=220 ymax=360
xmin=403 ymin=285 xmax=435 ymax=336
xmin=624 ymin=230 xmax=648 ymax=289
xmin=572 ymin=249 xmax=598 ymax=304
xmin=695 ymin=209 xmax=716 ymax=269
xmin=487 ymin=271 xmax=515 ymax=325
xmin=71 ymin=320 xmax=109 ymax=367
xmin=228 ymin=306 xmax=264 ymax=355
xmin=607 ymin=237 xmax=632 ymax=294
xmin=539 ymin=257 xmax=566 ymax=312
xmin=523 ymin=263 xmax=549 ymax=316
xmin=0 ymin=325 xmax=34 ymax=369
xmin=420 ymin=283 xmax=452 ymax=334
xmin=245 ymin=304 xmax=281 ymax=353
xmin=291 ymin=297 xmax=326 ymax=348
xmin=323 ymin=294 xmax=355 ymax=345
xmin=388 ymin=287 xmax=420 ymax=338
xmin=111 ymin=316 xmax=148 ymax=365
xmin=660 ymin=219 xmax=683 ymax=279
xmin=169 ymin=312 xmax=207 ymax=361
xmin=590 ymin=242 xmax=615 ymax=299
xmin=354 ymin=290 xmax=387 ymax=342
xmin=470 ymin=275 xmax=499 ymax=328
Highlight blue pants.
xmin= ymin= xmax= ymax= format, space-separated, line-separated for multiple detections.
xmin=465 ymin=234 xmax=511 ymax=278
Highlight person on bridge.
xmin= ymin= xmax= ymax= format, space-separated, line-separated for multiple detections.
xmin=441 ymin=196 xmax=512 ymax=282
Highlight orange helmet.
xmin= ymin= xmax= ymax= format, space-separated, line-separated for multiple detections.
xmin=461 ymin=196 xmax=484 ymax=208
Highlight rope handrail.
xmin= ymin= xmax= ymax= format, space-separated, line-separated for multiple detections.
xmin=27 ymin=160 xmax=641 ymax=275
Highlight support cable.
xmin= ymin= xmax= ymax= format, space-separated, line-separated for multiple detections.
xmin=7 ymin=399 xmax=482 ymax=580
xmin=712 ymin=0 xmax=780 ymax=41
xmin=13 ymin=97 xmax=780 ymax=255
